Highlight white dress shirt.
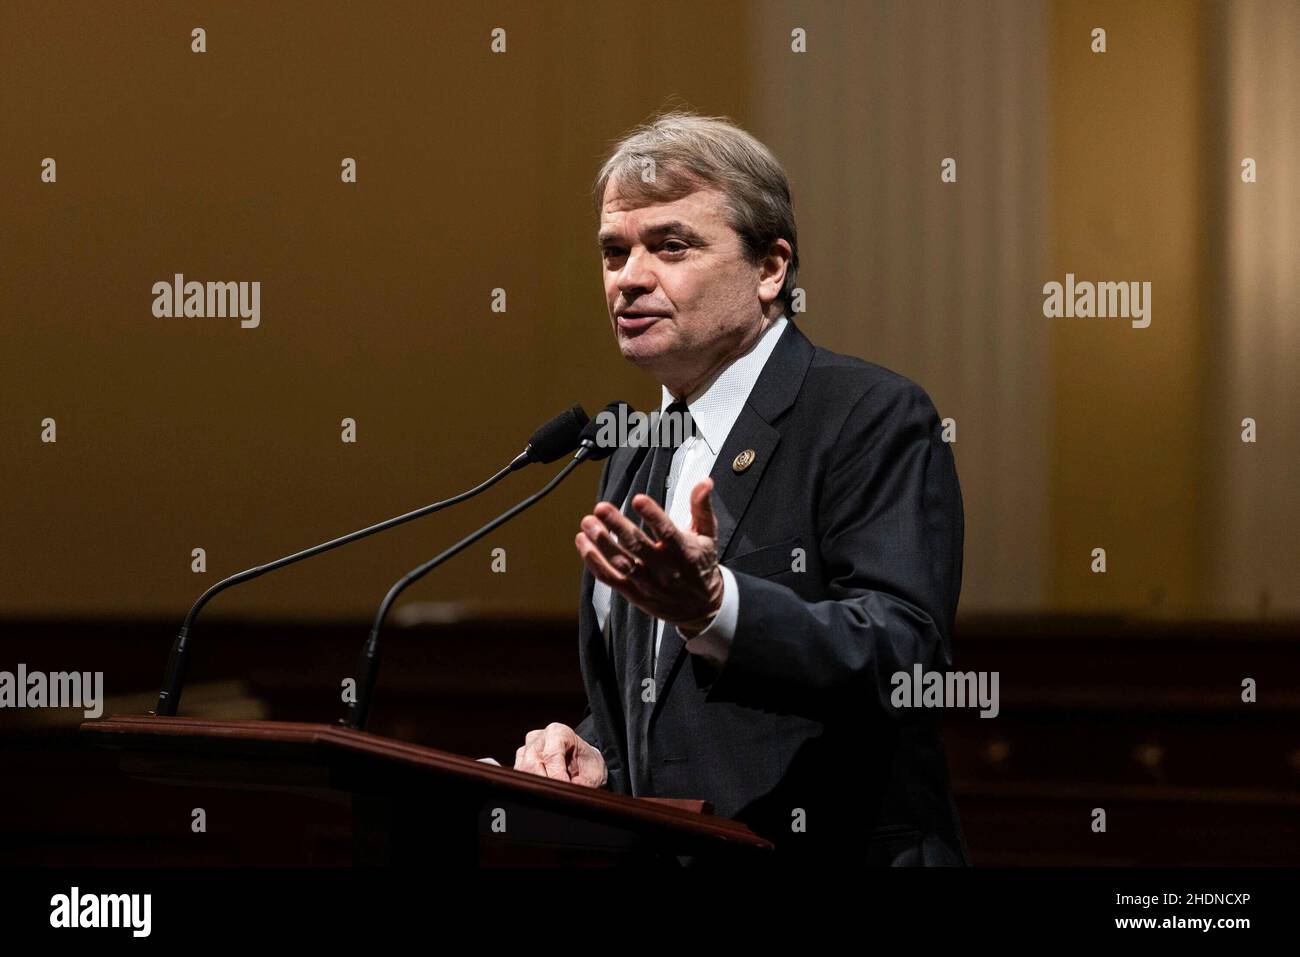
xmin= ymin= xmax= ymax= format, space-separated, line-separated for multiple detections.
xmin=592 ymin=314 xmax=789 ymax=675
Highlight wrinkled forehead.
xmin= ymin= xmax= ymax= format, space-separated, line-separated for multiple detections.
xmin=599 ymin=177 xmax=730 ymax=236
xmin=600 ymin=160 xmax=718 ymax=213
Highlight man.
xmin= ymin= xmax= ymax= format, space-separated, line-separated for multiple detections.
xmin=514 ymin=111 xmax=969 ymax=865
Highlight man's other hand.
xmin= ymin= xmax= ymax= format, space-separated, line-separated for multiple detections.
xmin=513 ymin=722 xmax=607 ymax=787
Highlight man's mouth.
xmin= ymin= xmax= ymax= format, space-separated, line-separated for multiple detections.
xmin=616 ymin=313 xmax=667 ymax=333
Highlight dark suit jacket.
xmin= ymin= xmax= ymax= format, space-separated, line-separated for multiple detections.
xmin=574 ymin=320 xmax=969 ymax=866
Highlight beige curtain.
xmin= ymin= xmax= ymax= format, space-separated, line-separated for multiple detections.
xmin=745 ymin=0 xmax=1050 ymax=611
xmin=1213 ymin=0 xmax=1300 ymax=615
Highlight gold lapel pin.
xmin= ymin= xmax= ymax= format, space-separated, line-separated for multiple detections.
xmin=732 ymin=449 xmax=756 ymax=473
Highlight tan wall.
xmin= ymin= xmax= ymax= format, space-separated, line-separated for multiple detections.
xmin=2 ymin=0 xmax=1294 ymax=623
xmin=0 ymin=0 xmax=754 ymax=621
xmin=1045 ymin=0 xmax=1211 ymax=613
xmin=747 ymin=0 xmax=1053 ymax=612
xmin=1213 ymin=0 xmax=1300 ymax=616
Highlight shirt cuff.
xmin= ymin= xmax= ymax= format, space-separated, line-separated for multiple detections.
xmin=681 ymin=565 xmax=738 ymax=667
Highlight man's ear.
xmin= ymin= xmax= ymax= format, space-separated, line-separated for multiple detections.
xmin=758 ymin=238 xmax=793 ymax=306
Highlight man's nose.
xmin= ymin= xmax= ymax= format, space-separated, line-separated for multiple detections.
xmin=616 ymin=247 xmax=656 ymax=295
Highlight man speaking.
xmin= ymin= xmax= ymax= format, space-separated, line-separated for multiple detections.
xmin=514 ymin=111 xmax=969 ymax=866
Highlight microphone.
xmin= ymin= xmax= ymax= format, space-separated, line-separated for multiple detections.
xmin=511 ymin=403 xmax=591 ymax=468
xmin=343 ymin=401 xmax=627 ymax=730
xmin=154 ymin=405 xmax=590 ymax=717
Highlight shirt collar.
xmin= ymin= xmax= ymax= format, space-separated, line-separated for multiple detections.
xmin=659 ymin=315 xmax=789 ymax=456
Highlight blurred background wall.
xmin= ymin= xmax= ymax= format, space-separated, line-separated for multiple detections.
xmin=4 ymin=0 xmax=1296 ymax=623
xmin=1 ymin=0 xmax=1297 ymax=866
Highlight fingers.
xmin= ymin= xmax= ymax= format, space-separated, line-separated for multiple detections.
xmin=631 ymin=494 xmax=684 ymax=555
xmin=580 ymin=510 xmax=638 ymax=575
xmin=689 ymin=477 xmax=717 ymax=538
xmin=575 ymin=531 xmax=635 ymax=591
xmin=513 ymin=723 xmax=577 ymax=782
xmin=567 ymin=735 xmax=608 ymax=788
xmin=593 ymin=501 xmax=655 ymax=558
xmin=512 ymin=722 xmax=605 ymax=788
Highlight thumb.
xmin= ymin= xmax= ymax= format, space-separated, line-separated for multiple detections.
xmin=690 ymin=477 xmax=718 ymax=538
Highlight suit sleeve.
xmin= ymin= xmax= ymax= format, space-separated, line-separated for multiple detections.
xmin=707 ymin=378 xmax=963 ymax=720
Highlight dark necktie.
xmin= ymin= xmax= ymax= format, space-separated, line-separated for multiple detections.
xmin=611 ymin=400 xmax=693 ymax=796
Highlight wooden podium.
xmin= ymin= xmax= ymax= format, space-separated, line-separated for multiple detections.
xmin=80 ymin=715 xmax=773 ymax=866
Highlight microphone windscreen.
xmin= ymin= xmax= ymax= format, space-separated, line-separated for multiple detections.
xmin=526 ymin=404 xmax=590 ymax=463
xmin=578 ymin=400 xmax=632 ymax=461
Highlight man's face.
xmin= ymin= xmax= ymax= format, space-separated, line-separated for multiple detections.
xmin=597 ymin=183 xmax=775 ymax=394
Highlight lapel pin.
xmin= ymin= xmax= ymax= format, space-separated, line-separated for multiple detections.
xmin=732 ymin=449 xmax=756 ymax=473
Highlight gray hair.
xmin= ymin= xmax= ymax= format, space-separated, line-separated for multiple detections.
xmin=593 ymin=111 xmax=799 ymax=312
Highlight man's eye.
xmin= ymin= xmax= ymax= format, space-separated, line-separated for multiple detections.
xmin=661 ymin=242 xmax=688 ymax=254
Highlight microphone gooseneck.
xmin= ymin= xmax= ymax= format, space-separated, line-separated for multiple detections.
xmin=344 ymin=415 xmax=622 ymax=730
xmin=155 ymin=404 xmax=590 ymax=717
